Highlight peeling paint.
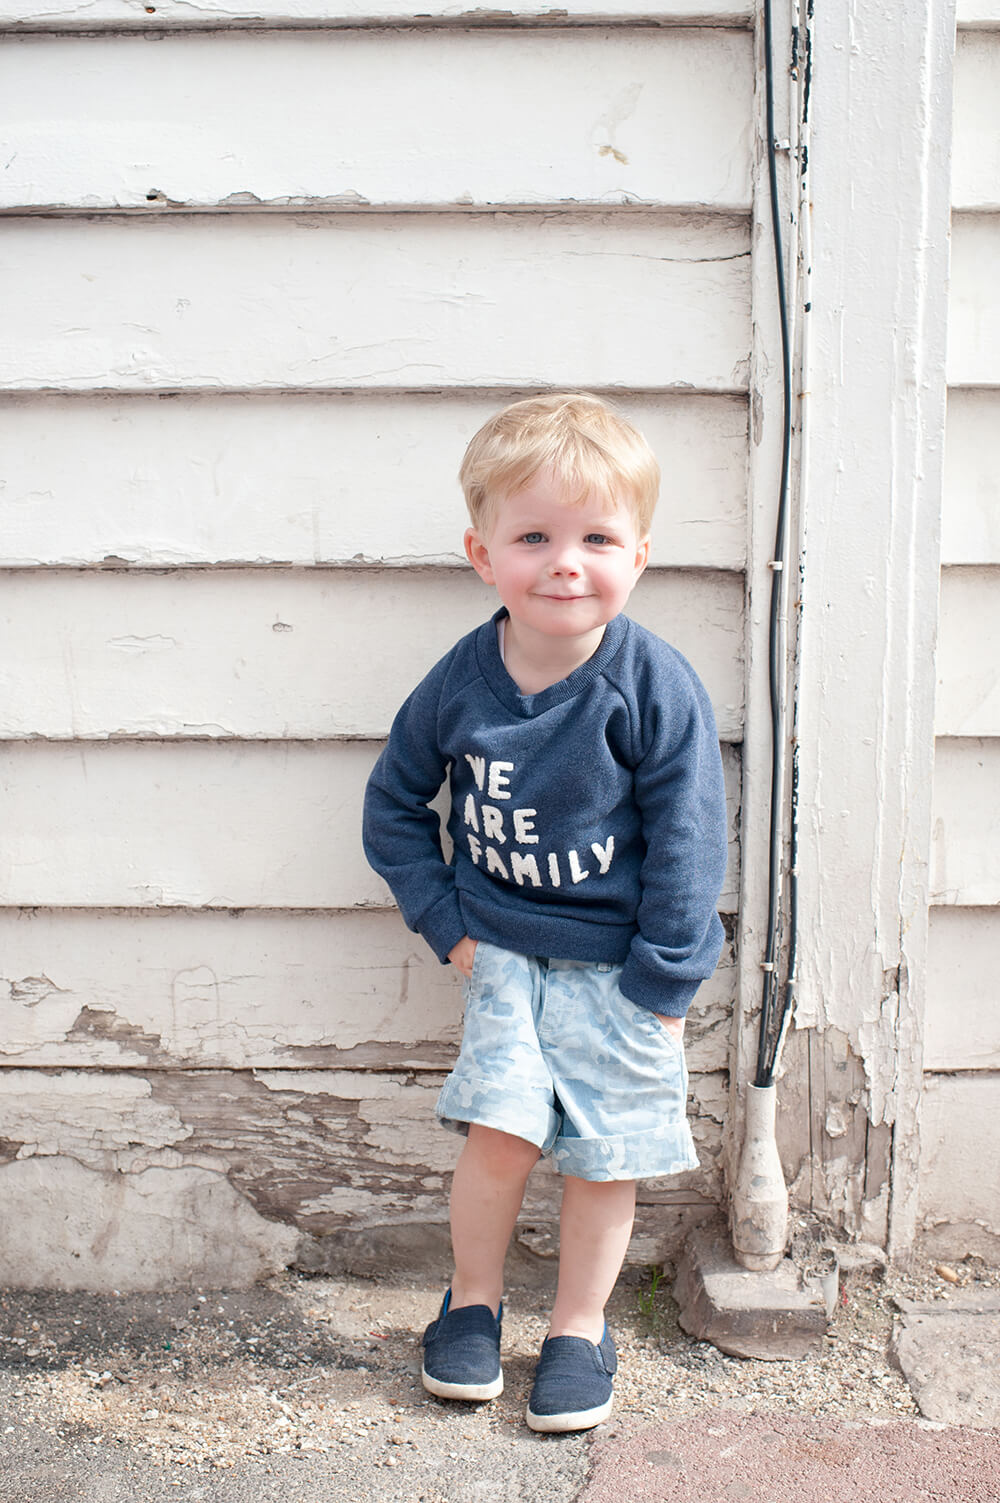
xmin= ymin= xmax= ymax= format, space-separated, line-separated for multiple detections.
xmin=68 ymin=1005 xmax=168 ymax=1063
xmin=10 ymin=974 xmax=68 ymax=1008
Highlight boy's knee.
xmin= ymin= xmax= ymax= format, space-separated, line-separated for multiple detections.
xmin=467 ymin=1123 xmax=540 ymax=1177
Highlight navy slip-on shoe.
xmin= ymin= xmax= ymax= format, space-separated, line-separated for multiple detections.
xmin=421 ymin=1289 xmax=504 ymax=1401
xmin=525 ymin=1326 xmax=617 ymax=1432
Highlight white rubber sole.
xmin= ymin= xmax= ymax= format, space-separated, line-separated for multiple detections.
xmin=421 ymin=1367 xmax=504 ymax=1402
xmin=525 ymin=1393 xmax=614 ymax=1433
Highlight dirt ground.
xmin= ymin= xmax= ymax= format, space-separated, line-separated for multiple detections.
xmin=0 ymin=1243 xmax=998 ymax=1502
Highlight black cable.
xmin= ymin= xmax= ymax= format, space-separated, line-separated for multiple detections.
xmin=754 ymin=0 xmax=798 ymax=1089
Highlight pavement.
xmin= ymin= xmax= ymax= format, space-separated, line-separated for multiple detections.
xmin=1 ymin=1265 xmax=998 ymax=1503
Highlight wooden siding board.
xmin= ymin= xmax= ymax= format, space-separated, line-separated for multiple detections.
xmin=0 ymin=30 xmax=753 ymax=212
xmin=930 ymin=738 xmax=1000 ymax=906
xmin=957 ymin=2 xmax=1000 ymax=26
xmin=0 ymin=213 xmax=751 ymax=393
xmin=0 ymin=910 xmax=464 ymax=1066
xmin=954 ymin=31 xmax=1000 ymax=210
xmin=926 ymin=906 xmax=1000 ymax=1071
xmin=0 ymin=567 xmax=745 ymax=742
xmin=936 ymin=567 xmax=1000 ymax=735
xmin=0 ymin=740 xmax=742 ymax=910
xmin=943 ymin=389 xmax=1000 ymax=564
xmin=0 ymin=392 xmax=748 ymax=571
xmin=0 ymin=0 xmax=753 ymax=30
xmin=948 ymin=213 xmax=1000 ymax=386
xmin=919 ymin=1073 xmax=1000 ymax=1257
xmin=0 ymin=908 xmax=735 ymax=1072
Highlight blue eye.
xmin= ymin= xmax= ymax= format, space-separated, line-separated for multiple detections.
xmin=521 ymin=532 xmax=545 ymax=544
xmin=585 ymin=533 xmax=612 ymax=545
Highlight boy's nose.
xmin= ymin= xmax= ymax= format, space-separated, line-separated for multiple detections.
xmin=548 ymin=548 xmax=582 ymax=576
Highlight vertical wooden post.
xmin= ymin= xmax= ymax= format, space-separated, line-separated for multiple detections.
xmin=793 ymin=0 xmax=956 ymax=1254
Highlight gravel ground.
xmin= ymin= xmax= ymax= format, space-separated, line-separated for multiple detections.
xmin=1 ymin=1232 xmax=998 ymax=1501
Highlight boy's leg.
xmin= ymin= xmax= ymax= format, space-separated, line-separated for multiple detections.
xmin=421 ymin=1122 xmax=539 ymax=1402
xmin=524 ymin=1175 xmax=634 ymax=1432
xmin=548 ymin=1175 xmax=636 ymax=1341
xmin=449 ymin=1122 xmax=541 ymax=1313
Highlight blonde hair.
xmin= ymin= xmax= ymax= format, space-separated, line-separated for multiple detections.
xmin=459 ymin=393 xmax=660 ymax=536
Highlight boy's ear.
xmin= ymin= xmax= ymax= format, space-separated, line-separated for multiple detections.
xmin=465 ymin=528 xmax=496 ymax=585
xmin=633 ymin=535 xmax=651 ymax=578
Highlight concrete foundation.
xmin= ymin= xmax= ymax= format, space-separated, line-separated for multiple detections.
xmin=673 ymin=1223 xmax=831 ymax=1360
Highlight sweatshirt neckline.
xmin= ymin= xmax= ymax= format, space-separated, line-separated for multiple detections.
xmin=476 ymin=608 xmax=629 ymax=716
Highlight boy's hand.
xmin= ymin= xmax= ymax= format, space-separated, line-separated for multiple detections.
xmin=447 ymin=936 xmax=478 ymax=978
xmin=653 ymin=1013 xmax=685 ymax=1045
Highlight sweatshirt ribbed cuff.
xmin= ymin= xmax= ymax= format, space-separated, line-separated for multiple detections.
xmin=619 ymin=956 xmax=701 ymax=1019
xmin=416 ymin=892 xmax=469 ymax=966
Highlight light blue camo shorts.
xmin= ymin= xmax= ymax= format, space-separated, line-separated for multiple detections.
xmin=435 ymin=941 xmax=699 ymax=1182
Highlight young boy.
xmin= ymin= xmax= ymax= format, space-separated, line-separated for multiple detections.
xmin=363 ymin=394 xmax=728 ymax=1433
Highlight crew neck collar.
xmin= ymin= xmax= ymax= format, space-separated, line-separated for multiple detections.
xmin=476 ymin=608 xmax=628 ymax=716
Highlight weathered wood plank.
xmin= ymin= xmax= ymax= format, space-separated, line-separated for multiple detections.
xmin=0 ymin=0 xmax=753 ymax=31
xmin=926 ymin=906 xmax=1000 ymax=1071
xmin=0 ymin=567 xmax=745 ymax=742
xmin=936 ymin=568 xmax=1000 ymax=736
xmin=930 ymin=738 xmax=1000 ymax=906
xmin=0 ymin=30 xmax=752 ymax=212
xmin=774 ymin=1025 xmax=891 ymax=1243
xmin=919 ymin=1073 xmax=1000 ymax=1259
xmin=0 ymin=741 xmax=742 ymax=909
xmin=949 ymin=213 xmax=1000 ymax=386
xmin=0 ymin=213 xmax=751 ymax=393
xmin=954 ymin=32 xmax=1000 ymax=211
xmin=0 ymin=909 xmax=465 ymax=1068
xmin=0 ymin=1065 xmax=727 ymax=1288
xmin=943 ymin=389 xmax=1000 ymax=564
xmin=0 ymin=391 xmax=748 ymax=571
xmin=0 ymin=907 xmax=735 ymax=1071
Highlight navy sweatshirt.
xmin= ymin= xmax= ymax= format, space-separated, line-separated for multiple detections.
xmin=362 ymin=610 xmax=729 ymax=1018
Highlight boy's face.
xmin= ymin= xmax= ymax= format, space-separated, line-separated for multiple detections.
xmin=464 ymin=468 xmax=650 ymax=643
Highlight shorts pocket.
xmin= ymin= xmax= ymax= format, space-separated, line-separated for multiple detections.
xmin=631 ymin=1001 xmax=685 ymax=1061
xmin=461 ymin=938 xmax=487 ymax=1007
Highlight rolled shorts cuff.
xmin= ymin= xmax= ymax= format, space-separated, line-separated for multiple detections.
xmin=436 ymin=1074 xmax=559 ymax=1155
xmin=549 ymin=1122 xmax=699 ymax=1182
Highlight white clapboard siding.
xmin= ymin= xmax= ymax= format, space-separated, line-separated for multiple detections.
xmin=0 ymin=907 xmax=736 ymax=1072
xmin=0 ymin=741 xmax=742 ymax=910
xmin=948 ymin=213 xmax=1000 ymax=386
xmin=957 ymin=1 xmax=1000 ymax=23
xmin=919 ymin=1074 xmax=1000 ymax=1251
xmin=0 ymin=741 xmax=386 ymax=910
xmin=943 ymin=389 xmax=1000 ymax=564
xmin=0 ymin=568 xmax=745 ymax=742
xmin=935 ymin=568 xmax=1000 ymax=735
xmin=0 ymin=392 xmax=748 ymax=571
xmin=953 ymin=31 xmax=1000 ymax=210
xmin=926 ymin=907 xmax=1000 ymax=1070
xmin=0 ymin=0 xmax=752 ymax=28
xmin=0 ymin=31 xmax=753 ymax=212
xmin=0 ymin=213 xmax=751 ymax=393
xmin=930 ymin=739 xmax=1000 ymax=906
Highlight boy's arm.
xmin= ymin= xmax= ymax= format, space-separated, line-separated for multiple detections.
xmin=362 ymin=674 xmax=468 ymax=966
xmin=620 ymin=673 xmax=729 ymax=1020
